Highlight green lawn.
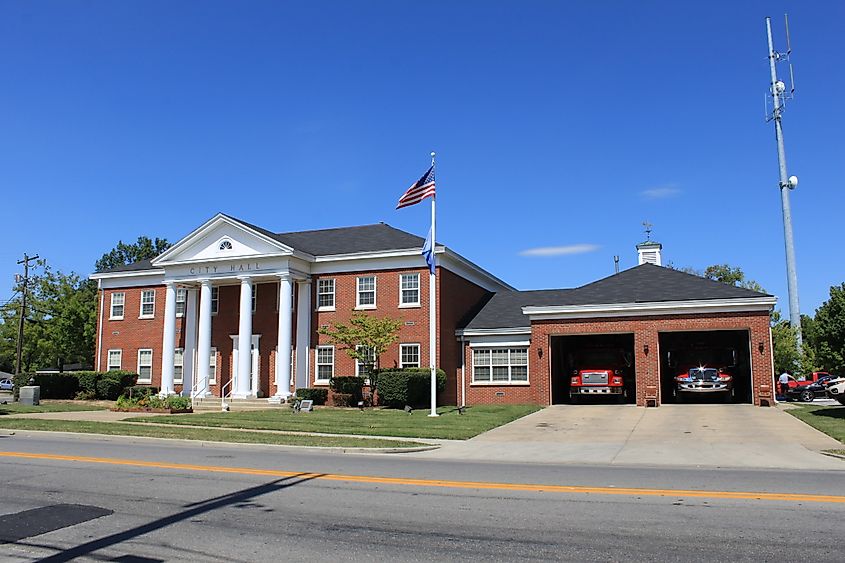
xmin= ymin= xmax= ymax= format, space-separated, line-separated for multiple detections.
xmin=786 ymin=404 xmax=845 ymax=454
xmin=127 ymin=404 xmax=541 ymax=440
xmin=0 ymin=400 xmax=110 ymax=415
xmin=0 ymin=419 xmax=425 ymax=449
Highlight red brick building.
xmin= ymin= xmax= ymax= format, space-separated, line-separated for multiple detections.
xmin=91 ymin=215 xmax=777 ymax=407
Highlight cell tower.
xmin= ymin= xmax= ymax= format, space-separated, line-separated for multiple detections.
xmin=765 ymin=15 xmax=802 ymax=347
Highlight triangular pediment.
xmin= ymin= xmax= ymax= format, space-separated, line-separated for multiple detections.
xmin=153 ymin=214 xmax=296 ymax=265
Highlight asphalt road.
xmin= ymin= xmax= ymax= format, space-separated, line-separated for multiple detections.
xmin=1 ymin=432 xmax=844 ymax=562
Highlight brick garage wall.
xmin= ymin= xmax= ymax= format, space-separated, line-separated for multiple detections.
xmin=530 ymin=311 xmax=774 ymax=407
xmin=438 ymin=269 xmax=492 ymax=405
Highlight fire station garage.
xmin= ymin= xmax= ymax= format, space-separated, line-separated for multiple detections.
xmin=459 ymin=245 xmax=778 ymax=408
xmin=550 ymin=334 xmax=636 ymax=404
xmin=658 ymin=330 xmax=753 ymax=404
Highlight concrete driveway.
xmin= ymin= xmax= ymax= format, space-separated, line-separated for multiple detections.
xmin=422 ymin=404 xmax=845 ymax=470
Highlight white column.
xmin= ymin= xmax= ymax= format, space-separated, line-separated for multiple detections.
xmin=295 ymin=279 xmax=311 ymax=391
xmin=235 ymin=276 xmax=254 ymax=398
xmin=195 ymin=279 xmax=213 ymax=397
xmin=160 ymin=281 xmax=177 ymax=396
xmin=275 ymin=274 xmax=293 ymax=398
xmin=181 ymin=287 xmax=198 ymax=397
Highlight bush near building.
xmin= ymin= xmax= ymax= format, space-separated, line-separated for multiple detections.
xmin=378 ymin=368 xmax=446 ymax=408
xmin=12 ymin=371 xmax=138 ymax=400
xmin=295 ymin=388 xmax=328 ymax=405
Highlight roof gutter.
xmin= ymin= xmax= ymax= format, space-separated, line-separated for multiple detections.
xmin=523 ymin=297 xmax=778 ymax=320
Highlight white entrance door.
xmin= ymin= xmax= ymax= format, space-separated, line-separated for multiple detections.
xmin=231 ymin=335 xmax=261 ymax=396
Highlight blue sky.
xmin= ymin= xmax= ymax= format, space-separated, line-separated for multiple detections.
xmin=2 ymin=1 xmax=843 ymax=316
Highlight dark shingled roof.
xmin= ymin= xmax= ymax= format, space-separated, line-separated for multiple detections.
xmin=98 ymin=217 xmax=427 ymax=273
xmin=97 ymin=258 xmax=156 ymax=273
xmin=462 ymin=264 xmax=773 ymax=330
xmin=223 ymin=215 xmax=425 ymax=255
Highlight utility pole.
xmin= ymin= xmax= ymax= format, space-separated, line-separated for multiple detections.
xmin=15 ymin=253 xmax=39 ymax=377
xmin=765 ymin=15 xmax=802 ymax=347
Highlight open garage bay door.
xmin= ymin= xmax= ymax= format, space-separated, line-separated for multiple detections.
xmin=659 ymin=330 xmax=752 ymax=404
xmin=550 ymin=334 xmax=636 ymax=404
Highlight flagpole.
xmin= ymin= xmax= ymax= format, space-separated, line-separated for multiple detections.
xmin=428 ymin=151 xmax=438 ymax=417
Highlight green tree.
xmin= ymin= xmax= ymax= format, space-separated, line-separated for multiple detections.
xmin=0 ymin=261 xmax=97 ymax=373
xmin=95 ymin=236 xmax=171 ymax=272
xmin=813 ymin=283 xmax=845 ymax=374
xmin=771 ymin=310 xmax=801 ymax=375
xmin=318 ymin=312 xmax=403 ymax=402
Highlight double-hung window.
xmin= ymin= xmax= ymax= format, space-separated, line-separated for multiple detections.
xmin=252 ymin=284 xmax=258 ymax=313
xmin=356 ymin=276 xmax=376 ymax=309
xmin=472 ymin=347 xmax=529 ymax=384
xmin=107 ymin=349 xmax=122 ymax=371
xmin=173 ymin=348 xmax=184 ymax=384
xmin=317 ymin=279 xmax=335 ymax=310
xmin=211 ymin=287 xmax=219 ymax=314
xmin=209 ymin=347 xmax=218 ymax=384
xmin=110 ymin=293 xmax=125 ymax=320
xmin=137 ymin=349 xmax=153 ymax=384
xmin=399 ymin=274 xmax=420 ymax=307
xmin=400 ymin=344 xmax=420 ymax=368
xmin=175 ymin=288 xmax=187 ymax=316
xmin=315 ymin=346 xmax=334 ymax=383
xmin=140 ymin=290 xmax=156 ymax=318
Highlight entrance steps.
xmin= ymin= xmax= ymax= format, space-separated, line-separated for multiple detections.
xmin=191 ymin=396 xmax=291 ymax=413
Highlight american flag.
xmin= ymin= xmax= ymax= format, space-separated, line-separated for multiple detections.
xmin=396 ymin=166 xmax=436 ymax=209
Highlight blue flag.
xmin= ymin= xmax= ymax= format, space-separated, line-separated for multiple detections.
xmin=422 ymin=226 xmax=435 ymax=275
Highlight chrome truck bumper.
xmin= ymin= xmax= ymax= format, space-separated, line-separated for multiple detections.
xmin=677 ymin=382 xmax=730 ymax=393
xmin=571 ymin=387 xmax=623 ymax=395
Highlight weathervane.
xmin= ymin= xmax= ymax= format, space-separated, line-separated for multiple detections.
xmin=642 ymin=220 xmax=653 ymax=241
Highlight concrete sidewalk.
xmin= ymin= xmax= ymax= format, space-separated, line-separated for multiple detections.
xmin=416 ymin=404 xmax=845 ymax=470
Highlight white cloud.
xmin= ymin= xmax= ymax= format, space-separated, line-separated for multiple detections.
xmin=640 ymin=184 xmax=681 ymax=200
xmin=519 ymin=244 xmax=601 ymax=257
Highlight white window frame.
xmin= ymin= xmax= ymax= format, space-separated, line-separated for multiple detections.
xmin=139 ymin=290 xmax=156 ymax=319
xmin=107 ymin=349 xmax=122 ymax=371
xmin=399 ymin=273 xmax=420 ymax=308
xmin=317 ymin=278 xmax=336 ymax=311
xmin=211 ymin=287 xmax=219 ymax=315
xmin=471 ymin=347 xmax=529 ymax=385
xmin=400 ymin=343 xmax=421 ymax=368
xmin=209 ymin=347 xmax=218 ymax=385
xmin=315 ymin=345 xmax=334 ymax=384
xmin=137 ymin=349 xmax=153 ymax=384
xmin=110 ymin=292 xmax=125 ymax=320
xmin=175 ymin=288 xmax=187 ymax=317
xmin=356 ymin=276 xmax=377 ymax=309
xmin=355 ymin=345 xmax=376 ymax=377
xmin=252 ymin=284 xmax=258 ymax=313
xmin=173 ymin=348 xmax=184 ymax=384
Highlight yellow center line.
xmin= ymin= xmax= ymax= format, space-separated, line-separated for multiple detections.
xmin=2 ymin=451 xmax=843 ymax=504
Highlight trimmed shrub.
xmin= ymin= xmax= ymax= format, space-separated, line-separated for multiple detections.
xmin=329 ymin=376 xmax=365 ymax=403
xmin=13 ymin=372 xmax=79 ymax=399
xmin=377 ymin=368 xmax=447 ymax=408
xmin=330 ymin=393 xmax=355 ymax=407
xmin=74 ymin=370 xmax=138 ymax=400
xmin=295 ymin=388 xmax=328 ymax=405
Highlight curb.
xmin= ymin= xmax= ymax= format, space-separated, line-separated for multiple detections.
xmin=821 ymin=451 xmax=845 ymax=461
xmin=0 ymin=427 xmax=439 ymax=454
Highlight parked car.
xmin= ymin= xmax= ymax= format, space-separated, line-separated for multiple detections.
xmin=826 ymin=377 xmax=845 ymax=406
xmin=785 ymin=375 xmax=835 ymax=402
xmin=0 ymin=378 xmax=13 ymax=391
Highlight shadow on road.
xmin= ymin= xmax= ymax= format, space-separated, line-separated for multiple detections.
xmin=34 ymin=472 xmax=324 ymax=562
